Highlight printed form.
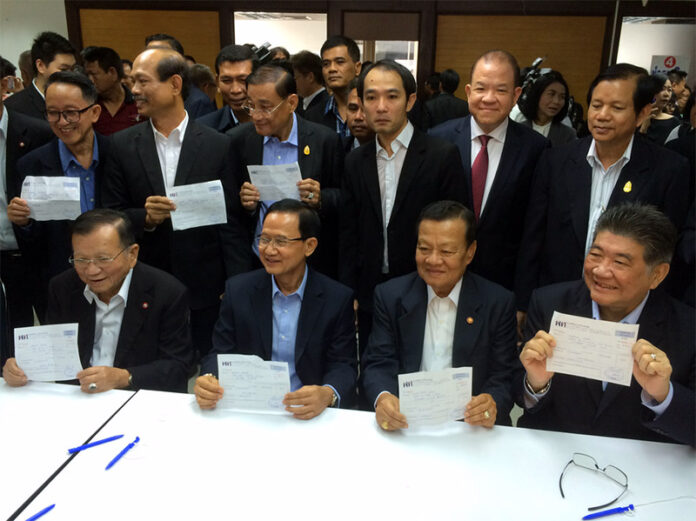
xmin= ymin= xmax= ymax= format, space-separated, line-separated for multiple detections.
xmin=247 ymin=162 xmax=303 ymax=201
xmin=217 ymin=354 xmax=290 ymax=413
xmin=398 ymin=367 xmax=472 ymax=427
xmin=21 ymin=176 xmax=81 ymax=221
xmin=166 ymin=180 xmax=227 ymax=231
xmin=14 ymin=323 xmax=83 ymax=381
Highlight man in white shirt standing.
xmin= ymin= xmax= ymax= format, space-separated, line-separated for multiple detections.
xmin=360 ymin=200 xmax=517 ymax=430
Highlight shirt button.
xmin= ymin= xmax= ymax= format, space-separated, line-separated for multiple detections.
xmin=281 ymin=335 xmax=286 ymax=340
xmin=90 ymin=198 xmax=94 ymax=202
xmin=86 ymin=177 xmax=90 ymax=181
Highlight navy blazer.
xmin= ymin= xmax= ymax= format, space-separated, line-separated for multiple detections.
xmin=47 ymin=262 xmax=194 ymax=392
xmin=360 ymin=271 xmax=518 ymax=425
xmin=515 ymin=134 xmax=691 ymax=310
xmin=425 ymin=93 xmax=469 ymax=128
xmin=200 ymin=268 xmax=358 ymax=406
xmin=429 ymin=116 xmax=549 ymax=291
xmin=184 ymin=86 xmax=217 ymax=120
xmin=516 ymin=280 xmax=695 ymax=446
xmin=4 ymin=84 xmax=46 ymax=120
xmin=519 ymin=118 xmax=577 ymax=147
xmin=196 ymin=106 xmax=239 ymax=134
xmin=4 ymin=109 xmax=53 ymax=200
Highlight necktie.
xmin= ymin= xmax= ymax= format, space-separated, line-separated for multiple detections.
xmin=471 ymin=135 xmax=490 ymax=220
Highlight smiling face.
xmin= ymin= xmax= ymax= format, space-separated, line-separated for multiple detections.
xmin=45 ymin=82 xmax=100 ymax=148
xmin=465 ymin=57 xmax=521 ymax=133
xmin=217 ymin=59 xmax=253 ymax=110
xmin=131 ymin=49 xmax=182 ymax=118
xmin=321 ymin=45 xmax=360 ymax=91
xmin=537 ymin=81 xmax=566 ymax=124
xmin=259 ymin=211 xmax=316 ymax=279
xmin=246 ymin=81 xmax=296 ymax=139
xmin=588 ymin=78 xmax=650 ymax=149
xmin=362 ymin=67 xmax=416 ymax=141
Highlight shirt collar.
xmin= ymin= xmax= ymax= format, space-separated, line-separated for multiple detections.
xmin=83 ymin=266 xmax=134 ymax=306
xmin=587 ymin=135 xmax=634 ymax=170
xmin=375 ymin=120 xmax=414 ymax=156
xmin=0 ymin=107 xmax=7 ymax=139
xmin=58 ymin=133 xmax=99 ymax=171
xmin=470 ymin=116 xmax=508 ymax=143
xmin=426 ymin=277 xmax=462 ymax=308
xmin=228 ymin=106 xmax=239 ymax=125
xmin=33 ymin=79 xmax=45 ymax=100
xmin=591 ymin=291 xmax=650 ymax=324
xmin=151 ymin=110 xmax=189 ymax=143
xmin=324 ymin=95 xmax=336 ymax=116
xmin=263 ymin=112 xmax=298 ymax=146
xmin=271 ymin=264 xmax=308 ymax=300
xmin=303 ymin=87 xmax=325 ymax=110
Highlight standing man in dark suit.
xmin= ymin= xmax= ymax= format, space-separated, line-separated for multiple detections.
xmin=194 ymin=200 xmax=357 ymax=418
xmin=515 ymin=64 xmax=690 ymax=316
xmin=5 ymin=32 xmax=76 ymax=120
xmin=430 ymin=50 xmax=549 ymax=294
xmin=2 ymin=209 xmax=194 ymax=393
xmin=518 ymin=204 xmax=694 ymax=446
xmin=425 ymin=68 xmax=469 ymax=128
xmin=197 ymin=44 xmax=256 ymax=134
xmin=340 ymin=60 xmax=467 ymax=359
xmin=362 ymin=201 xmax=517 ymax=429
xmin=101 ymin=48 xmax=248 ymax=359
xmin=233 ymin=64 xmax=344 ymax=278
xmin=291 ymin=50 xmax=328 ymax=118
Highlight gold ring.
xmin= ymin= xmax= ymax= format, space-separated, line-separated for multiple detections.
xmin=381 ymin=420 xmax=389 ymax=430
xmin=483 ymin=410 xmax=490 ymax=419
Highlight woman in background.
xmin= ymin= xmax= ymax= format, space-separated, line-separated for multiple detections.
xmin=519 ymin=70 xmax=576 ymax=146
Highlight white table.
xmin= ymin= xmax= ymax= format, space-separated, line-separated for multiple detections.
xmin=12 ymin=387 xmax=696 ymax=520
xmin=0 ymin=381 xmax=134 ymax=520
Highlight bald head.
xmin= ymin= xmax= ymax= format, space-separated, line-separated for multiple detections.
xmin=131 ymin=48 xmax=189 ymax=119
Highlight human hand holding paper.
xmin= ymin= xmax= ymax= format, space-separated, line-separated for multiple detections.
xmin=520 ymin=330 xmax=557 ymax=391
xmin=7 ymin=197 xmax=31 ymax=226
xmin=375 ymin=392 xmax=408 ymax=431
xmin=144 ymin=195 xmax=176 ymax=227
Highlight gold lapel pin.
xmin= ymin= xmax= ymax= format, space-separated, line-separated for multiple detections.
xmin=304 ymin=145 xmax=310 ymax=156
xmin=623 ymin=181 xmax=632 ymax=193
xmin=466 ymin=317 xmax=474 ymax=324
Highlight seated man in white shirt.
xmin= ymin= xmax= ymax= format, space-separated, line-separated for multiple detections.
xmin=360 ymin=200 xmax=518 ymax=430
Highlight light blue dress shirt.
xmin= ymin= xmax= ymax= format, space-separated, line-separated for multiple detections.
xmin=58 ymin=134 xmax=99 ymax=213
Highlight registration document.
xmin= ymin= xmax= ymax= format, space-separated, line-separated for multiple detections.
xmin=217 ymin=354 xmax=290 ymax=413
xmin=166 ymin=180 xmax=227 ymax=231
xmin=398 ymin=367 xmax=473 ymax=427
xmin=547 ymin=311 xmax=638 ymax=386
xmin=247 ymin=163 xmax=302 ymax=201
xmin=14 ymin=324 xmax=83 ymax=381
xmin=21 ymin=176 xmax=81 ymax=221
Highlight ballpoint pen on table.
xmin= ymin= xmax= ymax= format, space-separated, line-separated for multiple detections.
xmin=105 ymin=436 xmax=140 ymax=470
xmin=582 ymin=496 xmax=696 ymax=519
xmin=67 ymin=434 xmax=124 ymax=454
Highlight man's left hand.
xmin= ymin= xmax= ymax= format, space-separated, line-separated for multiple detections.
xmin=464 ymin=393 xmax=497 ymax=428
xmin=282 ymin=385 xmax=334 ymax=420
xmin=297 ymin=179 xmax=321 ymax=208
xmin=632 ymin=339 xmax=672 ymax=403
xmin=77 ymin=366 xmax=130 ymax=393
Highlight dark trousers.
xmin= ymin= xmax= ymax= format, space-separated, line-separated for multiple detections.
xmin=1 ymin=249 xmax=36 ymax=363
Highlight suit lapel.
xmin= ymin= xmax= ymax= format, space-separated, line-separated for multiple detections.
xmin=362 ymin=142 xmax=383 ymax=225
xmin=479 ymin=120 xmax=520 ymax=224
xmin=251 ymin=275 xmax=273 ymax=359
xmin=30 ymin=86 xmax=45 ymax=116
xmin=397 ymin=276 xmax=428 ymax=372
xmin=295 ymin=269 xmax=322 ymax=364
xmin=567 ymin=138 xmax=593 ymax=250
xmin=451 ymin=274 xmax=483 ymax=367
xmin=113 ymin=265 xmax=149 ymax=367
xmin=72 ymin=285 xmax=96 ymax=368
xmin=391 ymin=129 xmax=426 ymax=220
xmin=135 ymin=124 xmax=166 ymax=195
xmin=296 ymin=118 xmax=314 ymax=180
xmin=608 ymin=137 xmax=650 ymax=206
xmin=174 ymin=121 xmax=201 ymax=186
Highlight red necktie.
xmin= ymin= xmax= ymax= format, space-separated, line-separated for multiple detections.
xmin=471 ymin=135 xmax=490 ymax=221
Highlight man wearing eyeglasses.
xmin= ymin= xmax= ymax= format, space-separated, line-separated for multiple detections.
xmin=2 ymin=209 xmax=194 ymax=392
xmin=7 ymin=71 xmax=109 ymax=321
xmin=230 ymin=63 xmax=344 ymax=279
xmin=194 ymin=200 xmax=357 ymax=418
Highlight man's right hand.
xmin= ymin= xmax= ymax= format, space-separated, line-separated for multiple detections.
xmin=2 ymin=358 xmax=28 ymax=387
xmin=375 ymin=392 xmax=408 ymax=431
xmin=193 ymin=374 xmax=224 ymax=409
xmin=7 ymin=197 xmax=31 ymax=226
xmin=239 ymin=182 xmax=260 ymax=212
xmin=519 ymin=330 xmax=556 ymax=391
xmin=144 ymin=195 xmax=176 ymax=227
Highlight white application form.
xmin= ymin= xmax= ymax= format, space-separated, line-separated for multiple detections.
xmin=21 ymin=176 xmax=81 ymax=221
xmin=247 ymin=162 xmax=302 ymax=201
xmin=217 ymin=354 xmax=290 ymax=413
xmin=14 ymin=324 xmax=83 ymax=381
xmin=166 ymin=180 xmax=227 ymax=231
xmin=547 ymin=311 xmax=638 ymax=386
xmin=398 ymin=367 xmax=473 ymax=427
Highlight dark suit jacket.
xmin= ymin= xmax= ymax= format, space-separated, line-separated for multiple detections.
xmin=516 ymin=281 xmax=695 ymax=446
xmin=226 ymin=116 xmax=344 ymax=278
xmin=200 ymin=268 xmax=357 ymax=405
xmin=4 ymin=84 xmax=46 ymax=120
xmin=515 ymin=135 xmax=691 ymax=310
xmin=196 ymin=106 xmax=239 ymax=134
xmin=430 ymin=116 xmax=549 ymax=291
xmin=519 ymin=118 xmax=577 ymax=147
xmin=360 ymin=271 xmax=518 ymax=424
xmin=340 ymin=127 xmax=467 ymax=310
xmin=297 ymin=89 xmax=329 ymax=118
xmin=426 ymin=93 xmax=469 ymax=128
xmin=184 ymin=86 xmax=217 ymax=120
xmin=4 ymin=109 xmax=53 ymax=200
xmin=46 ymin=262 xmax=194 ymax=392
xmin=101 ymin=120 xmax=249 ymax=309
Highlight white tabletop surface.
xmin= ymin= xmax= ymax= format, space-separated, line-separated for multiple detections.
xmin=12 ymin=387 xmax=696 ymax=520
xmin=0 ymin=381 xmax=134 ymax=520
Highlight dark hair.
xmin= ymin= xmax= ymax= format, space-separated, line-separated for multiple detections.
xmin=214 ymin=44 xmax=258 ymax=75
xmin=189 ymin=64 xmax=215 ymax=89
xmin=593 ymin=203 xmax=677 ymax=266
xmin=264 ymin=199 xmax=321 ymax=240
xmin=154 ymin=51 xmax=190 ymax=100
xmin=184 ymin=54 xmax=196 ymax=63
xmin=270 ymin=47 xmax=291 ymax=61
xmin=247 ymin=64 xmax=296 ymax=97
xmin=358 ymin=59 xmax=416 ymax=99
xmin=290 ymin=50 xmax=323 ymax=85
xmin=83 ymin=46 xmax=123 ymax=79
xmin=31 ymin=31 xmax=75 ymax=75
xmin=45 ymin=70 xmax=97 ymax=104
xmin=667 ymin=68 xmax=687 ymax=85
xmin=0 ymin=56 xmax=16 ymax=77
xmin=439 ymin=69 xmax=460 ymax=94
xmin=470 ymin=50 xmax=521 ymax=87
xmin=426 ymin=72 xmax=440 ymax=91
xmin=320 ymin=35 xmax=360 ymax=63
xmin=520 ymin=70 xmax=570 ymax=124
xmin=72 ymin=209 xmax=136 ymax=248
xmin=587 ymin=63 xmax=652 ymax=115
xmin=121 ymin=59 xmax=133 ymax=69
xmin=348 ymin=77 xmax=359 ymax=91
xmin=417 ymin=201 xmax=477 ymax=246
xmin=145 ymin=33 xmax=184 ymax=56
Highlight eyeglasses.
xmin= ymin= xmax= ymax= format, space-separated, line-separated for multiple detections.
xmin=242 ymin=99 xmax=286 ymax=116
xmin=559 ymin=453 xmax=628 ymax=511
xmin=69 ymin=246 xmax=129 ymax=268
xmin=45 ymin=104 xmax=96 ymax=123
xmin=257 ymin=235 xmax=303 ymax=249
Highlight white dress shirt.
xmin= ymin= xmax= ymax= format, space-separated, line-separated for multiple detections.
xmin=0 ymin=108 xmax=19 ymax=250
xmin=376 ymin=121 xmax=414 ymax=273
xmin=470 ymin=117 xmax=508 ymax=213
xmin=152 ymin=111 xmax=189 ymax=189
xmin=33 ymin=79 xmax=45 ymax=100
xmin=420 ymin=278 xmax=462 ymax=372
xmin=83 ymin=268 xmax=133 ymax=367
xmin=532 ymin=121 xmax=552 ymax=138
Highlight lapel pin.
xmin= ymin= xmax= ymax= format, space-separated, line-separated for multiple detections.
xmin=623 ymin=181 xmax=632 ymax=193
xmin=304 ymin=145 xmax=310 ymax=156
xmin=142 ymin=302 xmax=149 ymax=309
xmin=466 ymin=316 xmax=474 ymax=324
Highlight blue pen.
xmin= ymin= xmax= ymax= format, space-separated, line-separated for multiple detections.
xmin=582 ymin=504 xmax=634 ymax=520
xmin=68 ymin=434 xmax=124 ymax=454
xmin=24 ymin=504 xmax=55 ymax=521
xmin=105 ymin=436 xmax=140 ymax=470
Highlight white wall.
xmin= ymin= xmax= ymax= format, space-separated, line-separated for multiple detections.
xmin=234 ymin=18 xmax=327 ymax=56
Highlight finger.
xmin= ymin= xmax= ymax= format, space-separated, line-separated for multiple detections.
xmin=286 ymin=404 xmax=312 ymax=416
xmin=194 ymin=384 xmax=223 ymax=401
xmin=196 ymin=396 xmax=219 ymax=409
xmin=383 ymin=408 xmax=408 ymax=428
xmin=534 ymin=330 xmax=556 ymax=347
xmin=291 ymin=408 xmax=320 ymax=420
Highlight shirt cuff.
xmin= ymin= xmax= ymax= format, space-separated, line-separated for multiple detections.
xmin=323 ymin=384 xmax=340 ymax=408
xmin=523 ymin=377 xmax=551 ymax=409
xmin=374 ymin=390 xmax=391 ymax=410
xmin=641 ymin=382 xmax=674 ymax=419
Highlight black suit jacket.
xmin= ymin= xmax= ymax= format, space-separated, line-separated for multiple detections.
xmin=46 ymin=262 xmax=194 ymax=392
xmin=4 ymin=109 xmax=53 ymax=200
xmin=519 ymin=118 xmax=577 ymax=147
xmin=200 ymin=268 xmax=357 ymax=405
xmin=430 ymin=116 xmax=549 ymax=290
xmin=426 ymin=93 xmax=469 ymax=128
xmin=297 ymin=89 xmax=329 ymax=118
xmin=4 ymin=85 xmax=46 ymax=120
xmin=226 ymin=117 xmax=344 ymax=278
xmin=515 ymin=135 xmax=691 ymax=310
xmin=101 ymin=120 xmax=249 ymax=309
xmin=360 ymin=272 xmax=518 ymax=424
xmin=340 ymin=128 xmax=467 ymax=310
xmin=516 ymin=281 xmax=695 ymax=446
xmin=196 ymin=106 xmax=239 ymax=134
xmin=184 ymin=86 xmax=217 ymax=120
